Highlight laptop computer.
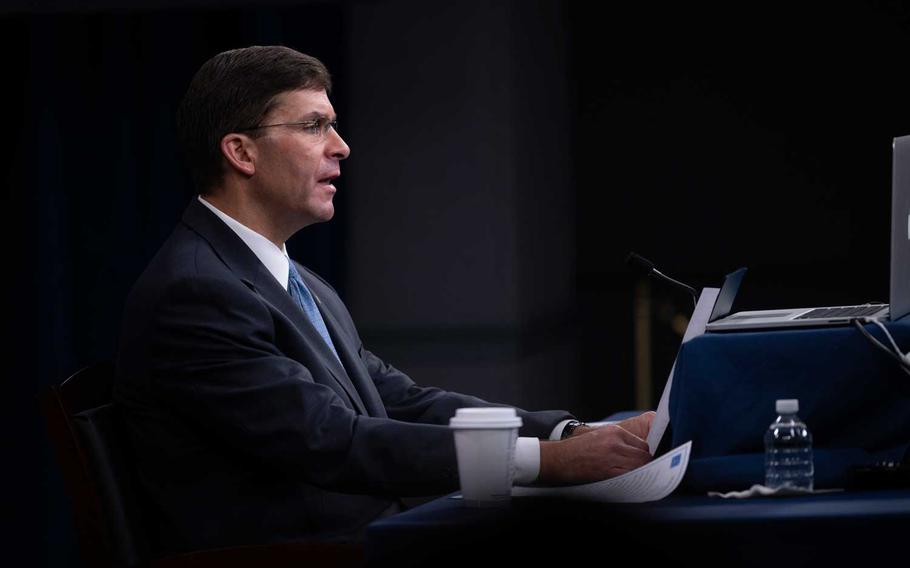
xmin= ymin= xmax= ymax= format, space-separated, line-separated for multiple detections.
xmin=705 ymin=134 xmax=910 ymax=332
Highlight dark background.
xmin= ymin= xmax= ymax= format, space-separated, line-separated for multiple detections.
xmin=5 ymin=1 xmax=909 ymax=565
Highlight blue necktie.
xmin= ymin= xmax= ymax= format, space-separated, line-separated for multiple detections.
xmin=287 ymin=261 xmax=341 ymax=362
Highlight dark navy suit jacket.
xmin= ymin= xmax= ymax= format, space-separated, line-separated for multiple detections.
xmin=114 ymin=199 xmax=572 ymax=555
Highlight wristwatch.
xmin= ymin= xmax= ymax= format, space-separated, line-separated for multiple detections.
xmin=561 ymin=420 xmax=587 ymax=440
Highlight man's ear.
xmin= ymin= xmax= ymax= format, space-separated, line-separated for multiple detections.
xmin=220 ymin=133 xmax=258 ymax=177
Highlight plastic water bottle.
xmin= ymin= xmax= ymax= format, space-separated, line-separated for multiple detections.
xmin=764 ymin=399 xmax=814 ymax=490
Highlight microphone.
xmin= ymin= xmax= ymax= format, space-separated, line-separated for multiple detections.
xmin=626 ymin=252 xmax=699 ymax=310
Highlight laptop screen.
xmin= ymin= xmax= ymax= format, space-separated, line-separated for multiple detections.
xmin=891 ymin=135 xmax=910 ymax=321
xmin=709 ymin=267 xmax=748 ymax=322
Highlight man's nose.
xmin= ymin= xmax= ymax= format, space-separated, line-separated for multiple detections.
xmin=327 ymin=128 xmax=351 ymax=160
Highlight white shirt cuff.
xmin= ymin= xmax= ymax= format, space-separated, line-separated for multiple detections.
xmin=513 ymin=420 xmax=583 ymax=485
xmin=513 ymin=436 xmax=540 ymax=485
xmin=550 ymin=419 xmax=575 ymax=441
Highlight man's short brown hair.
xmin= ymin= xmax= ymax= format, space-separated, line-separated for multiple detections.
xmin=177 ymin=46 xmax=332 ymax=193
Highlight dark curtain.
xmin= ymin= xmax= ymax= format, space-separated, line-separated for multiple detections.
xmin=6 ymin=5 xmax=348 ymax=565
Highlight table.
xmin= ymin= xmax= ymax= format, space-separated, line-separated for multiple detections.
xmin=367 ymin=488 xmax=910 ymax=567
xmin=367 ymin=318 xmax=910 ymax=566
xmin=671 ymin=317 xmax=910 ymax=491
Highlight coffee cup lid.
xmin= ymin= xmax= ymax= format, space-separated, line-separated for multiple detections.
xmin=449 ymin=407 xmax=523 ymax=429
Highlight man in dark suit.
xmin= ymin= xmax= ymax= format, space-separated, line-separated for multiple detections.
xmin=115 ymin=45 xmax=654 ymax=556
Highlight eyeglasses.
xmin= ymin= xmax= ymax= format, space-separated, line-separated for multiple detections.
xmin=238 ymin=117 xmax=339 ymax=139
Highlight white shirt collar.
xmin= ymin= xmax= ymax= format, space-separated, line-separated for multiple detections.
xmin=197 ymin=195 xmax=292 ymax=290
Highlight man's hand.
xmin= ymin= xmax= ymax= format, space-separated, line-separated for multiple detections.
xmin=538 ymin=422 xmax=653 ymax=485
xmin=565 ymin=411 xmax=656 ymax=440
xmin=615 ymin=411 xmax=656 ymax=440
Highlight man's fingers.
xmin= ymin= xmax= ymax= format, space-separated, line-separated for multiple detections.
xmin=613 ymin=443 xmax=652 ymax=463
xmin=603 ymin=449 xmax=651 ymax=477
xmin=602 ymin=425 xmax=652 ymax=472
xmin=615 ymin=423 xmax=646 ymax=442
xmin=618 ymin=411 xmax=656 ymax=439
xmin=607 ymin=424 xmax=649 ymax=451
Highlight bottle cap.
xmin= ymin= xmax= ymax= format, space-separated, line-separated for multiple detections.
xmin=775 ymin=399 xmax=799 ymax=413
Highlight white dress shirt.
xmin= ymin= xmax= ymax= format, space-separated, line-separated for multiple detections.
xmin=197 ymin=195 xmax=570 ymax=484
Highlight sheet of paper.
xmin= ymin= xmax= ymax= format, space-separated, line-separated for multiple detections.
xmin=647 ymin=288 xmax=719 ymax=454
xmin=512 ymin=441 xmax=692 ymax=503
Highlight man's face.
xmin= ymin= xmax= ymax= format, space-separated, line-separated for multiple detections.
xmin=250 ymin=88 xmax=350 ymax=230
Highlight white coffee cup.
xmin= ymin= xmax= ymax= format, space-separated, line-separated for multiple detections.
xmin=449 ymin=407 xmax=523 ymax=507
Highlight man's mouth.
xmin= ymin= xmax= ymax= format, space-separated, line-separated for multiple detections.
xmin=318 ymin=173 xmax=339 ymax=188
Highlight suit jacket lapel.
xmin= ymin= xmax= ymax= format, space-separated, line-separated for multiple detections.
xmin=181 ymin=199 xmax=369 ymax=416
xmin=305 ymin=285 xmax=388 ymax=419
xmin=252 ymin=274 xmax=370 ymax=416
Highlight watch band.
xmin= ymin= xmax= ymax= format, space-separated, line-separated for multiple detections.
xmin=561 ymin=420 xmax=587 ymax=440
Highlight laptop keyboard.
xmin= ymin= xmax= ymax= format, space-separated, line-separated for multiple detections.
xmin=795 ymin=305 xmax=888 ymax=320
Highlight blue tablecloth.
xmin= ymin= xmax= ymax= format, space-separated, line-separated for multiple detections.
xmin=671 ymin=317 xmax=910 ymax=491
xmin=367 ymin=489 xmax=910 ymax=567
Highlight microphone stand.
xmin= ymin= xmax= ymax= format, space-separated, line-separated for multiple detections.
xmin=626 ymin=252 xmax=699 ymax=312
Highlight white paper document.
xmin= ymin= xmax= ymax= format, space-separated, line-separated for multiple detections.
xmin=647 ymin=288 xmax=719 ymax=454
xmin=512 ymin=441 xmax=692 ymax=503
